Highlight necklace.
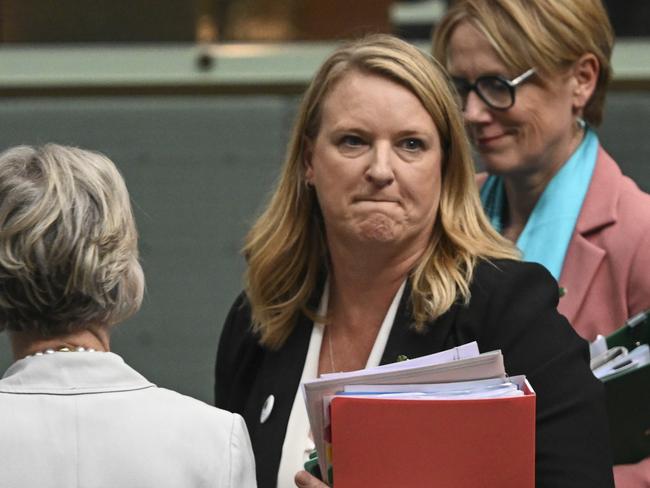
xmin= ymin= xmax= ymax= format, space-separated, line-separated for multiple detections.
xmin=25 ymin=346 xmax=97 ymax=358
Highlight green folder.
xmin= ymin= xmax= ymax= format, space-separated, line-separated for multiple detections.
xmin=602 ymin=310 xmax=650 ymax=464
xmin=606 ymin=310 xmax=650 ymax=350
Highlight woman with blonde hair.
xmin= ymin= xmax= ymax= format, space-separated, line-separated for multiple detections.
xmin=215 ymin=34 xmax=613 ymax=487
xmin=433 ymin=1 xmax=650 ymax=485
xmin=0 ymin=144 xmax=256 ymax=488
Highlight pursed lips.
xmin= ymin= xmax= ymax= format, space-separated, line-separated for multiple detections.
xmin=354 ymin=197 xmax=400 ymax=204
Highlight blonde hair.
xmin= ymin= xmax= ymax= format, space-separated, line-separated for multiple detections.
xmin=432 ymin=0 xmax=614 ymax=126
xmin=245 ymin=34 xmax=518 ymax=349
xmin=0 ymin=144 xmax=144 ymax=336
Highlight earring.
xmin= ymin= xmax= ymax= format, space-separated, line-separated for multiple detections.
xmin=576 ymin=117 xmax=586 ymax=129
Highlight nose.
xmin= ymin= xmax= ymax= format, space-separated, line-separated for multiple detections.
xmin=463 ymin=90 xmax=492 ymax=125
xmin=365 ymin=142 xmax=395 ymax=187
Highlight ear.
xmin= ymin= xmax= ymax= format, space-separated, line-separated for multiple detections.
xmin=570 ymin=53 xmax=599 ymax=113
xmin=302 ymin=137 xmax=315 ymax=184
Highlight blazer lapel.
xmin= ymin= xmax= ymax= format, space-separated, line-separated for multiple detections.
xmin=558 ymin=147 xmax=619 ymax=322
xmin=558 ymin=234 xmax=606 ymax=322
xmin=249 ymin=314 xmax=313 ymax=488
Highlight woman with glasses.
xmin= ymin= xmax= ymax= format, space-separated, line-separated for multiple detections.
xmin=433 ymin=1 xmax=650 ymax=485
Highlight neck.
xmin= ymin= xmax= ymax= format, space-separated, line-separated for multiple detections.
xmin=501 ymin=176 xmax=548 ymax=241
xmin=326 ymin=238 xmax=422 ymax=329
xmin=10 ymin=325 xmax=111 ymax=361
xmin=318 ymin=239 xmax=422 ymax=375
xmin=502 ymin=127 xmax=585 ymax=241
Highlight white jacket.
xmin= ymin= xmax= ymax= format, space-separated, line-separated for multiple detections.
xmin=0 ymin=351 xmax=256 ymax=488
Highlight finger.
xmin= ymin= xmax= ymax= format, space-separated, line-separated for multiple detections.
xmin=294 ymin=469 xmax=326 ymax=488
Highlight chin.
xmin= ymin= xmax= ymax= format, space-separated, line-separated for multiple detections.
xmin=479 ymin=153 xmax=522 ymax=176
xmin=359 ymin=228 xmax=397 ymax=243
xmin=356 ymin=215 xmax=399 ymax=243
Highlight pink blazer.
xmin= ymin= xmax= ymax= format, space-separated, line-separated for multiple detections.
xmin=478 ymin=147 xmax=650 ymax=340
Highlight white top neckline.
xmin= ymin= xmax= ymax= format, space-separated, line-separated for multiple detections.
xmin=0 ymin=351 xmax=154 ymax=394
xmin=276 ymin=279 xmax=407 ymax=488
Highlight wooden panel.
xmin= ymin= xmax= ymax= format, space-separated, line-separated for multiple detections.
xmin=1 ymin=0 xmax=196 ymax=42
xmin=296 ymin=0 xmax=393 ymax=40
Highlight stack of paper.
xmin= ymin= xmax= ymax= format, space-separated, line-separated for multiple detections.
xmin=301 ymin=342 xmax=536 ymax=487
xmin=591 ymin=309 xmax=650 ymax=381
xmin=591 ymin=344 xmax=650 ymax=380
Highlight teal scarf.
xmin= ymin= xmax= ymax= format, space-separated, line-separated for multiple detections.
xmin=480 ymin=129 xmax=599 ymax=280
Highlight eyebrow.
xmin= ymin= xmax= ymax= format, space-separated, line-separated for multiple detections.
xmin=329 ymin=125 xmax=434 ymax=136
xmin=393 ymin=129 xmax=435 ymax=139
xmin=328 ymin=125 xmax=372 ymax=136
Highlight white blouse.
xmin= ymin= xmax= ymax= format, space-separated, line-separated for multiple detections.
xmin=276 ymin=280 xmax=407 ymax=488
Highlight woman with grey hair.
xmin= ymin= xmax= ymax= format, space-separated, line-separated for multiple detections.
xmin=0 ymin=144 xmax=256 ymax=488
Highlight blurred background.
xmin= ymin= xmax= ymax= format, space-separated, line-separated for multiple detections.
xmin=1 ymin=0 xmax=649 ymax=403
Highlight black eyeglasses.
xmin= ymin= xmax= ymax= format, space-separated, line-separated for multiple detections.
xmin=451 ymin=68 xmax=536 ymax=111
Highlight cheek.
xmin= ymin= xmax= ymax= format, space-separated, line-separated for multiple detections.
xmin=516 ymin=106 xmax=565 ymax=157
xmin=510 ymin=88 xmax=564 ymax=135
xmin=314 ymin=186 xmax=339 ymax=216
xmin=313 ymin=177 xmax=352 ymax=221
xmin=407 ymin=166 xmax=441 ymax=213
xmin=519 ymin=110 xmax=545 ymax=141
xmin=314 ymin=167 xmax=356 ymax=202
xmin=312 ymin=148 xmax=361 ymax=182
xmin=425 ymin=182 xmax=442 ymax=220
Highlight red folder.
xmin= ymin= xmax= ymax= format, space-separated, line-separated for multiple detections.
xmin=331 ymin=382 xmax=535 ymax=487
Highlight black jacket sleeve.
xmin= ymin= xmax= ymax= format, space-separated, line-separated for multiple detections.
xmin=214 ymin=292 xmax=260 ymax=411
xmin=468 ymin=260 xmax=615 ymax=487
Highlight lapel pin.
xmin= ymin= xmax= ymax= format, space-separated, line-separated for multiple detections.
xmin=260 ymin=394 xmax=275 ymax=424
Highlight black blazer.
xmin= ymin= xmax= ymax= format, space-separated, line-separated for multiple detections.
xmin=215 ymin=259 xmax=614 ymax=488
